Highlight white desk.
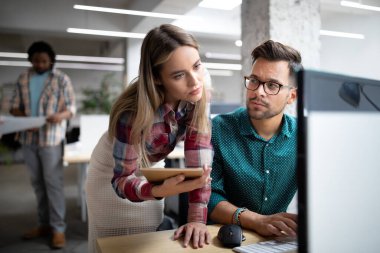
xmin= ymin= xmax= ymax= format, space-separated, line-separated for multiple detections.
xmin=167 ymin=142 xmax=185 ymax=168
xmin=63 ymin=142 xmax=91 ymax=222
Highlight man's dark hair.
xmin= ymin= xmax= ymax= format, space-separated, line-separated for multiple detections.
xmin=27 ymin=41 xmax=56 ymax=66
xmin=251 ymin=40 xmax=303 ymax=76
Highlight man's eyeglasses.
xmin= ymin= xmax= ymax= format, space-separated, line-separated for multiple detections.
xmin=244 ymin=76 xmax=294 ymax=95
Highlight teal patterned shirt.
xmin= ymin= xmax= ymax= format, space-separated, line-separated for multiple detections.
xmin=209 ymin=107 xmax=297 ymax=217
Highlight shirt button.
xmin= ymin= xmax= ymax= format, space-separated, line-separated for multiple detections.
xmin=266 ymin=170 xmax=270 ymax=174
xmin=265 ymin=143 xmax=269 ymax=147
xmin=264 ymin=197 xmax=268 ymax=201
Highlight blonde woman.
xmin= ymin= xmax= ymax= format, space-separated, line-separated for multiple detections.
xmin=86 ymin=24 xmax=213 ymax=252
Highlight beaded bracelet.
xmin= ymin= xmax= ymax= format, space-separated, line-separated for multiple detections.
xmin=232 ymin=207 xmax=248 ymax=226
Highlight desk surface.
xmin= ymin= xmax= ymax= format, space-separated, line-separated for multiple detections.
xmin=97 ymin=224 xmax=272 ymax=253
xmin=166 ymin=142 xmax=185 ymax=160
xmin=63 ymin=153 xmax=91 ymax=164
xmin=64 ymin=142 xmax=184 ymax=163
xmin=63 ymin=142 xmax=91 ymax=164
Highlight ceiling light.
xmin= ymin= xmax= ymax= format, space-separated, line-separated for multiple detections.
xmin=198 ymin=0 xmax=242 ymax=10
xmin=0 ymin=52 xmax=27 ymax=58
xmin=205 ymin=52 xmax=241 ymax=60
xmin=320 ymin=30 xmax=365 ymax=39
xmin=57 ymin=55 xmax=124 ymax=64
xmin=340 ymin=1 xmax=380 ymax=12
xmin=67 ymin=28 xmax=146 ymax=39
xmin=0 ymin=61 xmax=30 ymax=67
xmin=56 ymin=63 xmax=123 ymax=71
xmin=0 ymin=52 xmax=124 ymax=64
xmin=207 ymin=69 xmax=234 ymax=76
xmin=203 ymin=62 xmax=242 ymax=71
xmin=235 ymin=40 xmax=243 ymax=47
xmin=74 ymin=4 xmax=187 ymax=19
xmin=0 ymin=60 xmax=124 ymax=71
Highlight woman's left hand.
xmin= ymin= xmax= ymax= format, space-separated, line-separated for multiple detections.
xmin=173 ymin=222 xmax=211 ymax=248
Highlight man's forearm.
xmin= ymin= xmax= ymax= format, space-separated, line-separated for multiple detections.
xmin=46 ymin=110 xmax=73 ymax=123
xmin=209 ymin=201 xmax=238 ymax=224
xmin=210 ymin=201 xmax=262 ymax=231
xmin=58 ymin=110 xmax=73 ymax=120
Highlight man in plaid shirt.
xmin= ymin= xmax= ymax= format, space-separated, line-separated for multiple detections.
xmin=10 ymin=41 xmax=76 ymax=249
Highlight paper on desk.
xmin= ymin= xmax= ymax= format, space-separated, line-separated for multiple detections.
xmin=0 ymin=115 xmax=46 ymax=135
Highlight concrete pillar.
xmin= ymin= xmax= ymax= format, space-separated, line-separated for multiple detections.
xmin=240 ymin=0 xmax=321 ymax=112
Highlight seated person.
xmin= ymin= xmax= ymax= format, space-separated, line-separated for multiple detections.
xmin=208 ymin=40 xmax=302 ymax=238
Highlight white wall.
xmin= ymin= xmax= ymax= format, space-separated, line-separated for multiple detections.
xmin=197 ymin=37 xmax=243 ymax=104
xmin=320 ymin=11 xmax=380 ymax=81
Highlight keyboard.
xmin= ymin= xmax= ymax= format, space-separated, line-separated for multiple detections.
xmin=233 ymin=239 xmax=297 ymax=253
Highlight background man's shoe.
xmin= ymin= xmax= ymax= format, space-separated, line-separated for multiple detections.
xmin=51 ymin=232 xmax=65 ymax=249
xmin=22 ymin=226 xmax=51 ymax=240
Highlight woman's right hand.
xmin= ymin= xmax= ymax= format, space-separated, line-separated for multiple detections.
xmin=151 ymin=165 xmax=211 ymax=198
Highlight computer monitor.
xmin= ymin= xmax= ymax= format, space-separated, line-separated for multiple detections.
xmin=210 ymin=103 xmax=241 ymax=114
xmin=297 ymin=70 xmax=380 ymax=253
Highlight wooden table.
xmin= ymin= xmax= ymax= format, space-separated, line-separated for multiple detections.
xmin=97 ymin=224 xmax=270 ymax=253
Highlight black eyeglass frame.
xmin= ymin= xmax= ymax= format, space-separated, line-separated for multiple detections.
xmin=244 ymin=76 xmax=295 ymax=95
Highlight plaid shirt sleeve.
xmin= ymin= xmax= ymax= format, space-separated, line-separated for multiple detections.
xmin=61 ymin=75 xmax=76 ymax=116
xmin=184 ymin=123 xmax=214 ymax=224
xmin=9 ymin=75 xmax=24 ymax=112
xmin=111 ymin=113 xmax=156 ymax=202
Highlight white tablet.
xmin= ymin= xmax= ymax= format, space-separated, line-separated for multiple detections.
xmin=140 ymin=168 xmax=203 ymax=183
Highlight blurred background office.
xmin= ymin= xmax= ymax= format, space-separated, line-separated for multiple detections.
xmin=0 ymin=0 xmax=379 ymax=252
xmin=1 ymin=0 xmax=379 ymax=118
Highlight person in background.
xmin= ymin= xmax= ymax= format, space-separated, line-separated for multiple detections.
xmin=209 ymin=40 xmax=301 ymax=238
xmin=0 ymin=117 xmax=3 ymax=138
xmin=86 ymin=24 xmax=213 ymax=253
xmin=9 ymin=41 xmax=76 ymax=249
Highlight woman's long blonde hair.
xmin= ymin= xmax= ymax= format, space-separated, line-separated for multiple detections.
xmin=109 ymin=24 xmax=209 ymax=167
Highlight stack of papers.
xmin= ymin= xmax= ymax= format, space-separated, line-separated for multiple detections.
xmin=0 ymin=115 xmax=46 ymax=135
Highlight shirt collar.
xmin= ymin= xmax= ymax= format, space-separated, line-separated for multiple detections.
xmin=28 ymin=67 xmax=55 ymax=76
xmin=159 ymin=100 xmax=194 ymax=119
xmin=281 ymin=114 xmax=294 ymax=138
xmin=239 ymin=108 xmax=255 ymax=136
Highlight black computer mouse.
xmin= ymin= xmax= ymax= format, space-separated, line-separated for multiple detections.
xmin=217 ymin=224 xmax=243 ymax=248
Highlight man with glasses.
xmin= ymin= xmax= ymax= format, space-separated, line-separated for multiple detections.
xmin=208 ymin=40 xmax=301 ymax=238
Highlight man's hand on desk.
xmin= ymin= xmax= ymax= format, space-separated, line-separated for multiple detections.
xmin=173 ymin=222 xmax=211 ymax=248
xmin=241 ymin=211 xmax=297 ymax=238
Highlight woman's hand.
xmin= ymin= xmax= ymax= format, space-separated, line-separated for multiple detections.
xmin=151 ymin=165 xmax=211 ymax=198
xmin=173 ymin=222 xmax=211 ymax=248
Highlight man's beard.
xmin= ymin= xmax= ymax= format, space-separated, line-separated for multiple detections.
xmin=246 ymin=96 xmax=286 ymax=120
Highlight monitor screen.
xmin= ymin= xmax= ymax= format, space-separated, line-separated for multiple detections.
xmin=297 ymin=70 xmax=380 ymax=253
